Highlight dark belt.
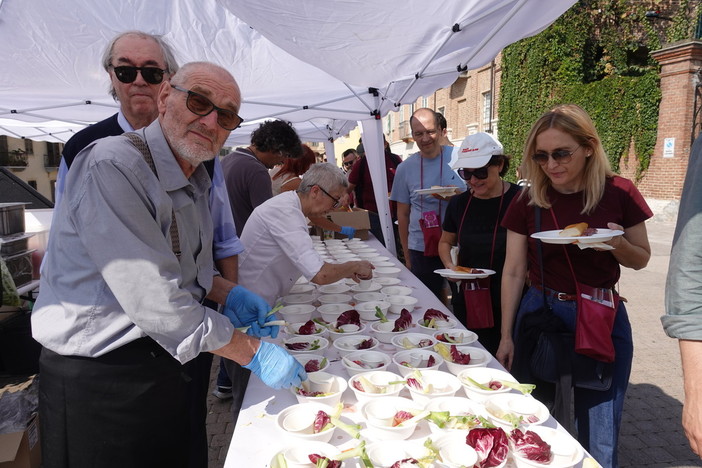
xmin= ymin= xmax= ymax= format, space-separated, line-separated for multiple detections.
xmin=533 ymin=285 xmax=576 ymax=301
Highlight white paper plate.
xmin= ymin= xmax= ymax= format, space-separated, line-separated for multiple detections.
xmin=414 ymin=186 xmax=459 ymax=196
xmin=434 ymin=268 xmax=495 ymax=279
xmin=531 ymin=229 xmax=624 ymax=245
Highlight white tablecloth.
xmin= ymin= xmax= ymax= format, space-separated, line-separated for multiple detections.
xmin=224 ymin=236 xmax=588 ymax=467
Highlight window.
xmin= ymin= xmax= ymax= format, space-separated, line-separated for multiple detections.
xmin=46 ymin=143 xmax=62 ymax=168
xmin=482 ymin=92 xmax=492 ymax=126
xmin=422 ymin=96 xmax=428 ymax=108
xmin=24 ymin=139 xmax=34 ymax=155
xmin=386 ymin=113 xmax=392 ymax=134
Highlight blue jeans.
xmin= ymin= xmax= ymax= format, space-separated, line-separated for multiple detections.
xmin=515 ymin=287 xmax=633 ymax=468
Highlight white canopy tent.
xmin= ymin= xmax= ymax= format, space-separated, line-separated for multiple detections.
xmin=0 ymin=0 xmax=575 ymax=253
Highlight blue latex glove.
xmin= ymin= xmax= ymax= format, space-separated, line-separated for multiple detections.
xmin=340 ymin=226 xmax=355 ymax=238
xmin=223 ymin=285 xmax=279 ymax=338
xmin=244 ymin=341 xmax=307 ymax=389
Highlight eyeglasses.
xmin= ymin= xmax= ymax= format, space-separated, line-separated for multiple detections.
xmin=458 ymin=165 xmax=490 ymax=180
xmin=531 ymin=145 xmax=581 ymax=166
xmin=111 ymin=66 xmax=166 ymax=85
xmin=171 ymin=85 xmax=243 ymax=131
xmin=316 ymin=185 xmax=341 ymax=208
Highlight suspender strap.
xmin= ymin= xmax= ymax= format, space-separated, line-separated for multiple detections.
xmin=124 ymin=133 xmax=181 ymax=258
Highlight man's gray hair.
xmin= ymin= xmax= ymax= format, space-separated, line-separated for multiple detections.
xmin=298 ymin=163 xmax=349 ymax=194
xmin=102 ymin=31 xmax=179 ymax=100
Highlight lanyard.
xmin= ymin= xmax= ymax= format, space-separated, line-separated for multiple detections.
xmin=456 ymin=185 xmax=505 ymax=268
xmin=419 ymin=147 xmax=444 ymax=214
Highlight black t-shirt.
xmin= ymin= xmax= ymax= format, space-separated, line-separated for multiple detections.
xmin=442 ymin=183 xmax=521 ymax=315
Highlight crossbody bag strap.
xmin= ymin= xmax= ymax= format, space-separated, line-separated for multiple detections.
xmin=124 ymin=133 xmax=181 ymax=258
xmin=547 ymin=208 xmax=578 ymax=292
xmin=535 ymin=207 xmax=549 ymax=308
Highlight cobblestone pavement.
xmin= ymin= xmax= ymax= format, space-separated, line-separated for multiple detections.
xmin=204 ymin=206 xmax=702 ymax=467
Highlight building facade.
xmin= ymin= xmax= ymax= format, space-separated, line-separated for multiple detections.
xmin=0 ymin=135 xmax=60 ymax=202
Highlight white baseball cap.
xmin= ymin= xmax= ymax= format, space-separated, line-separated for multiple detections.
xmin=452 ymin=132 xmax=503 ymax=169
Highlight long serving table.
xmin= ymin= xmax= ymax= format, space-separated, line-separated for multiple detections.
xmin=224 ymin=235 xmax=591 ymax=467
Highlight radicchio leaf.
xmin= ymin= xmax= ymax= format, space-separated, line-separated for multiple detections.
xmin=313 ymin=410 xmax=332 ymax=434
xmin=392 ymin=410 xmax=415 ymax=427
xmin=510 ymin=429 xmax=552 ymax=464
xmin=285 ymin=342 xmax=309 ymax=351
xmin=304 ymin=359 xmax=321 ymax=373
xmin=406 ymin=377 xmax=423 ymax=391
xmin=488 ymin=380 xmax=503 ymax=390
xmin=450 ymin=345 xmax=471 ymax=365
xmin=295 ymin=387 xmax=326 ymax=397
xmin=356 ymin=338 xmax=375 ymax=349
xmin=336 ymin=309 xmax=361 ymax=328
xmin=390 ymin=459 xmax=420 ymax=468
xmin=297 ymin=320 xmax=318 ymax=335
xmin=423 ymin=308 xmax=449 ymax=323
xmin=308 ymin=454 xmax=342 ymax=468
xmin=417 ymin=338 xmax=434 ymax=348
xmin=392 ymin=309 xmax=413 ymax=332
xmin=467 ymin=427 xmax=509 ymax=468
xmin=426 ymin=354 xmax=436 ymax=367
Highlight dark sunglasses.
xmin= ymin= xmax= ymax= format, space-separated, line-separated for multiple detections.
xmin=458 ymin=165 xmax=490 ymax=180
xmin=531 ymin=145 xmax=581 ymax=166
xmin=171 ymin=85 xmax=243 ymax=131
xmin=112 ymin=66 xmax=166 ymax=85
xmin=316 ymin=185 xmax=341 ymax=208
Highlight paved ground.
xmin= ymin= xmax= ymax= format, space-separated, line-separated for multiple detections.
xmin=204 ymin=201 xmax=702 ymax=467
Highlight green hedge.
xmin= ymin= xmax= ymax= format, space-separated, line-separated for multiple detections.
xmin=499 ymin=0 xmax=697 ymax=182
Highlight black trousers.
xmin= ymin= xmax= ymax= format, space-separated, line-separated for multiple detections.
xmin=39 ymin=338 xmax=192 ymax=468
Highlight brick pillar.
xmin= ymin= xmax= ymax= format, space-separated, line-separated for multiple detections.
xmin=638 ymin=40 xmax=702 ymax=199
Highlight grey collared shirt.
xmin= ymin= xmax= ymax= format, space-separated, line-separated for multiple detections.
xmin=32 ymin=120 xmax=234 ymax=363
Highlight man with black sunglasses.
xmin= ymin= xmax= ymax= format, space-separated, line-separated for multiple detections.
xmin=52 ymin=31 xmax=246 ymax=468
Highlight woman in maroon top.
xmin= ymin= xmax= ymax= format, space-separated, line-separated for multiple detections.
xmin=497 ymin=105 xmax=652 ymax=468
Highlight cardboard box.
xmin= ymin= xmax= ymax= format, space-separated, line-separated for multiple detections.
xmin=0 ymin=413 xmax=40 ymax=468
xmin=327 ymin=208 xmax=371 ymax=240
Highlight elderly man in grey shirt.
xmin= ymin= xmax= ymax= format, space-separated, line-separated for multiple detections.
xmin=32 ymin=61 xmax=305 ymax=468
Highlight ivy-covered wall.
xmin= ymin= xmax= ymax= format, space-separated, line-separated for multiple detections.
xmin=499 ymin=0 xmax=700 ymax=182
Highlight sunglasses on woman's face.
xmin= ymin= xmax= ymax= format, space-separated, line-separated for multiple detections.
xmin=531 ymin=145 xmax=581 ymax=165
xmin=458 ymin=165 xmax=490 ymax=180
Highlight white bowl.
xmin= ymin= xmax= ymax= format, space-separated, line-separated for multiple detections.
xmin=511 ymin=426 xmax=584 ymax=468
xmin=275 ymin=402 xmax=337 ymax=443
xmin=278 ymin=304 xmax=316 ymax=323
xmin=353 ymin=291 xmax=386 ymax=303
xmin=374 ymin=267 xmax=401 ymax=278
xmin=347 ymin=370 xmax=404 ymax=404
xmin=380 ymin=285 xmax=413 ymax=296
xmin=354 ymin=248 xmax=377 ymax=254
xmin=432 ymin=328 xmax=479 ymax=345
xmin=355 ymin=301 xmax=391 ymax=321
xmin=317 ymin=283 xmax=351 ymax=294
xmin=424 ymin=396 xmax=490 ymax=433
xmin=274 ymin=441 xmax=340 ymax=468
xmin=370 ymin=320 xmax=409 ymax=344
xmin=373 ymin=261 xmax=395 ymax=268
xmin=340 ymin=350 xmax=392 ymax=377
xmin=316 ymin=303 xmax=356 ymax=323
xmin=286 ymin=321 xmax=328 ymax=338
xmin=458 ymin=367 xmax=519 ymax=403
xmin=288 ymin=283 xmax=316 ymax=294
xmin=332 ymin=335 xmax=379 ymax=357
xmin=385 ymin=295 xmax=419 ymax=314
xmin=365 ymin=440 xmax=434 ymax=468
xmin=327 ymin=323 xmax=367 ymax=342
xmin=282 ymin=293 xmax=317 ymax=305
xmin=374 ymin=277 xmax=402 ymax=286
xmin=392 ymin=349 xmax=444 ymax=377
xmin=290 ymin=372 xmax=348 ymax=407
xmin=318 ymin=293 xmax=352 ymax=305
xmin=484 ymin=393 xmax=550 ymax=429
xmin=293 ymin=353 xmax=330 ymax=373
xmin=439 ymin=345 xmax=491 ymax=376
xmin=391 ymin=332 xmax=436 ymax=351
xmin=404 ymin=369 xmax=462 ymax=407
xmin=283 ymin=335 xmax=330 ymax=355
xmin=416 ymin=317 xmax=458 ymax=335
xmin=360 ymin=396 xmax=424 ymax=440
xmin=350 ymin=281 xmax=383 ymax=292
xmin=432 ymin=432 xmax=481 ymax=468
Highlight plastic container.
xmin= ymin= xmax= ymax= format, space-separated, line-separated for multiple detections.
xmin=0 ymin=232 xmax=35 ymax=256
xmin=2 ymin=249 xmax=35 ymax=288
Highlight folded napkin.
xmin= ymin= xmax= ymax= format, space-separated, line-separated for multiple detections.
xmin=577 ymin=242 xmax=615 ymax=250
